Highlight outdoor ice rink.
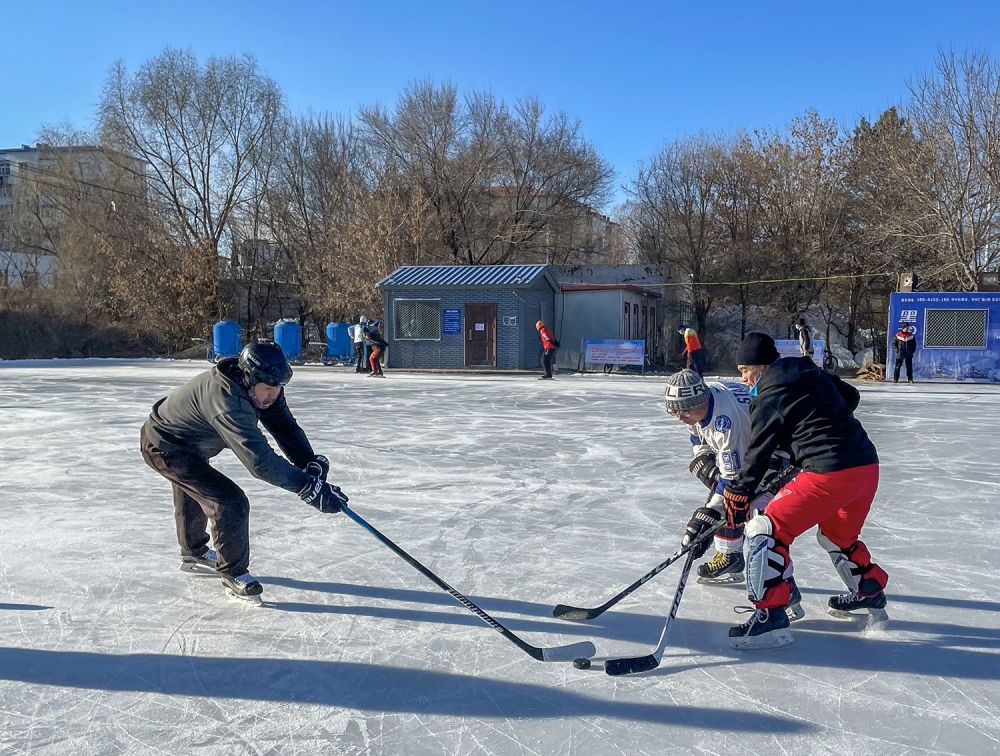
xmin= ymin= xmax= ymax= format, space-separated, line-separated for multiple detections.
xmin=1 ymin=359 xmax=998 ymax=755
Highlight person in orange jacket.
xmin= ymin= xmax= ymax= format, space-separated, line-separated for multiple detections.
xmin=535 ymin=320 xmax=559 ymax=379
xmin=679 ymin=325 xmax=704 ymax=375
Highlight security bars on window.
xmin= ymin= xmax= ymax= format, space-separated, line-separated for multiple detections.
xmin=394 ymin=299 xmax=442 ymax=340
xmin=924 ymin=309 xmax=987 ymax=349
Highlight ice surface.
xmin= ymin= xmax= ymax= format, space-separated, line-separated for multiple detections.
xmin=0 ymin=360 xmax=998 ymax=754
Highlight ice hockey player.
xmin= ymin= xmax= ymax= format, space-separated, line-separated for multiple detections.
xmin=664 ymin=369 xmax=802 ymax=621
xmin=139 ymin=342 xmax=349 ymax=602
xmin=718 ymin=332 xmax=888 ymax=649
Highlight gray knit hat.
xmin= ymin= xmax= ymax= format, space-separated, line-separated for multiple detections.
xmin=664 ymin=369 xmax=709 ymax=413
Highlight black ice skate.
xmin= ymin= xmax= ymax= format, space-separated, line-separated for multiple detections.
xmin=222 ymin=572 xmax=264 ymax=605
xmin=728 ymin=607 xmax=793 ymax=650
xmin=827 ymin=590 xmax=888 ymax=625
xmin=180 ymin=548 xmax=218 ymax=576
xmin=697 ymin=551 xmax=745 ymax=585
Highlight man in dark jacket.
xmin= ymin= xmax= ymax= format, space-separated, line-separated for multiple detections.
xmin=688 ymin=332 xmax=889 ymax=649
xmin=892 ymin=321 xmax=917 ymax=383
xmin=140 ymin=342 xmax=349 ymax=602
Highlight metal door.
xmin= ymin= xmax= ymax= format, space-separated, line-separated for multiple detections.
xmin=465 ymin=303 xmax=497 ymax=366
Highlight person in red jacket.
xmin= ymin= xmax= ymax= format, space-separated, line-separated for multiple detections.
xmin=535 ymin=320 xmax=559 ymax=379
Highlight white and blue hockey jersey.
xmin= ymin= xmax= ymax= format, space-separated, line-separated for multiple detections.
xmin=686 ymin=381 xmax=753 ymax=482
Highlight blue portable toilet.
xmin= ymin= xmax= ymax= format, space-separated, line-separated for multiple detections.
xmin=211 ymin=320 xmax=241 ymax=361
xmin=324 ymin=322 xmax=352 ymax=364
xmin=273 ymin=319 xmax=302 ymax=362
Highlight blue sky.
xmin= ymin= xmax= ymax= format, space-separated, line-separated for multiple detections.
xmin=2 ymin=1 xmax=998 ymax=207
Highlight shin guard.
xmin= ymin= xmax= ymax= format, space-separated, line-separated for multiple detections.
xmin=744 ymin=514 xmax=792 ymax=609
xmin=817 ymin=531 xmax=888 ymax=596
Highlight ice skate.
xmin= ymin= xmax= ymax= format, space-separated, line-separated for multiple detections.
xmin=180 ymin=548 xmax=218 ymax=576
xmin=696 ymin=551 xmax=745 ymax=585
xmin=786 ymin=578 xmax=805 ymax=622
xmin=827 ymin=590 xmax=888 ymax=626
xmin=728 ymin=607 xmax=793 ymax=650
xmin=222 ymin=572 xmax=264 ymax=605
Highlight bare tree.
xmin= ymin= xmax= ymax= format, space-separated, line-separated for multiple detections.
xmin=360 ymin=81 xmax=612 ymax=265
xmin=99 ymin=48 xmax=283 ymax=323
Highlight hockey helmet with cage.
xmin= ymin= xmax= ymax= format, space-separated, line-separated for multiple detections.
xmin=238 ymin=342 xmax=292 ymax=387
xmin=664 ymin=369 xmax=709 ymax=413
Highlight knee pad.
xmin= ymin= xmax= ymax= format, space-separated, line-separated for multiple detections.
xmin=744 ymin=515 xmax=790 ymax=603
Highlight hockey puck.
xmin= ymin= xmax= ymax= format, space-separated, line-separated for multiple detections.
xmin=572 ymin=658 xmax=591 ymax=670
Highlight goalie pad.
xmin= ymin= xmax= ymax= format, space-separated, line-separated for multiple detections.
xmin=744 ymin=514 xmax=792 ymax=608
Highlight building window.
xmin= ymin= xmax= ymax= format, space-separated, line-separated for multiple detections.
xmin=624 ymin=302 xmax=630 ymax=338
xmin=924 ymin=309 xmax=987 ymax=349
xmin=632 ymin=303 xmax=639 ymax=339
xmin=394 ymin=299 xmax=441 ymax=340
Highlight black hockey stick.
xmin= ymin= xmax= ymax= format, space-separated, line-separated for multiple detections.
xmin=341 ymin=504 xmax=596 ymax=662
xmin=552 ymin=520 xmax=724 ymax=621
xmin=604 ymin=548 xmax=697 ymax=676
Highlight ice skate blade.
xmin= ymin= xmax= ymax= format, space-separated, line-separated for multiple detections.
xmin=179 ymin=562 xmax=218 ymax=576
xmin=827 ymin=606 xmax=889 ymax=625
xmin=730 ymin=628 xmax=793 ymax=650
xmin=696 ymin=574 xmax=744 ymax=585
xmin=785 ymin=602 xmax=805 ymax=622
xmin=226 ymin=591 xmax=263 ymax=606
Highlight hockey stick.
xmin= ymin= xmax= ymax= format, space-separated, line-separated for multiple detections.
xmin=603 ymin=548 xmax=697 ymax=676
xmin=552 ymin=520 xmax=724 ymax=621
xmin=341 ymin=504 xmax=596 ymax=662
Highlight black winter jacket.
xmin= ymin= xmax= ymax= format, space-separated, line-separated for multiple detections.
xmin=893 ymin=327 xmax=917 ymax=359
xmin=731 ymin=356 xmax=878 ymax=494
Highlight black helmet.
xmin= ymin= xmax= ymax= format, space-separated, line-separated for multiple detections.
xmin=238 ymin=342 xmax=292 ymax=387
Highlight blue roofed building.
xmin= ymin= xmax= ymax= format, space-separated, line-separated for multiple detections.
xmin=376 ymin=263 xmax=674 ymax=371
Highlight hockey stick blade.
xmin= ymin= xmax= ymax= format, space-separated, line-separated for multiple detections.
xmin=603 ymin=550 xmax=697 ymax=677
xmin=540 ymin=641 xmax=597 ymax=662
xmin=342 ymin=505 xmax=597 ymax=663
xmin=552 ymin=521 xmax=723 ymax=622
xmin=604 ymin=654 xmax=659 ymax=676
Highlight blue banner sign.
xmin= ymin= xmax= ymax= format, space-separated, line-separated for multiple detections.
xmin=888 ymin=292 xmax=1000 ymax=382
xmin=583 ymin=339 xmax=645 ymax=366
xmin=443 ymin=308 xmax=462 ymax=335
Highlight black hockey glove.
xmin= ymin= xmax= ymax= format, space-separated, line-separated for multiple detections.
xmin=681 ymin=507 xmax=722 ymax=558
xmin=688 ymin=453 xmax=720 ymax=490
xmin=303 ymin=454 xmax=330 ymax=481
xmin=298 ymin=476 xmax=349 ymax=514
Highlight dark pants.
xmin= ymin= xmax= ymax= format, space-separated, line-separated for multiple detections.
xmin=140 ymin=426 xmax=250 ymax=577
xmin=354 ymin=342 xmax=367 ymax=372
xmin=687 ymin=349 xmax=704 ymax=376
xmin=542 ymin=348 xmax=557 ymax=377
xmin=894 ymin=355 xmax=913 ymax=382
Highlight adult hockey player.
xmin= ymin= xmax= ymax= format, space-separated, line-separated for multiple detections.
xmin=139 ymin=342 xmax=349 ymax=602
xmin=711 ymin=332 xmax=888 ymax=649
xmin=665 ymin=369 xmax=802 ymax=621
